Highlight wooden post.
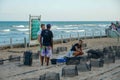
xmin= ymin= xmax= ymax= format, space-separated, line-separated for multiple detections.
xmin=10 ymin=38 xmax=13 ymax=48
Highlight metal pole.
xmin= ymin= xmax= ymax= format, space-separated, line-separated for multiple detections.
xmin=24 ymin=37 xmax=27 ymax=48
xmin=100 ymin=31 xmax=102 ymax=38
xmin=29 ymin=14 xmax=31 ymax=49
xmin=10 ymin=38 xmax=13 ymax=48
xmin=77 ymin=32 xmax=79 ymax=40
xmin=84 ymin=31 xmax=86 ymax=39
xmin=61 ymin=35 xmax=63 ymax=44
xmin=92 ymin=31 xmax=94 ymax=39
xmin=70 ymin=34 xmax=72 ymax=42
xmin=117 ymin=36 xmax=119 ymax=42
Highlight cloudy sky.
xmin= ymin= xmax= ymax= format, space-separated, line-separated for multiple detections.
xmin=0 ymin=0 xmax=120 ymax=21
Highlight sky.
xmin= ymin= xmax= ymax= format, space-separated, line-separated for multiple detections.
xmin=0 ymin=0 xmax=120 ymax=21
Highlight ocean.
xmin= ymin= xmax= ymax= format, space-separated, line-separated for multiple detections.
xmin=0 ymin=21 xmax=111 ymax=46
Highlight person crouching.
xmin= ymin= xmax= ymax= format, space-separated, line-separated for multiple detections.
xmin=67 ymin=40 xmax=84 ymax=57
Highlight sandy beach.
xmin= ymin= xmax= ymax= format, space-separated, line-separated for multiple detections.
xmin=0 ymin=37 xmax=120 ymax=80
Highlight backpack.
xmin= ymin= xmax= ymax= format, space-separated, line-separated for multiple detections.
xmin=87 ymin=49 xmax=104 ymax=59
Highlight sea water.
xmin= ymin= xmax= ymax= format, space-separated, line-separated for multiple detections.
xmin=0 ymin=21 xmax=111 ymax=46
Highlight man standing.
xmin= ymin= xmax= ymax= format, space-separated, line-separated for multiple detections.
xmin=37 ymin=24 xmax=45 ymax=65
xmin=37 ymin=24 xmax=45 ymax=43
xmin=40 ymin=24 xmax=53 ymax=66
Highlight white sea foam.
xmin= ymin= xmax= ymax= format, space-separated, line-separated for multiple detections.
xmin=24 ymin=32 xmax=30 ymax=34
xmin=65 ymin=30 xmax=85 ymax=33
xmin=17 ymin=29 xmax=29 ymax=31
xmin=65 ymin=31 xmax=71 ymax=33
xmin=51 ymin=25 xmax=79 ymax=30
xmin=56 ymin=27 xmax=78 ymax=30
xmin=82 ymin=24 xmax=97 ymax=26
xmin=65 ymin=24 xmax=98 ymax=27
xmin=77 ymin=30 xmax=85 ymax=32
xmin=12 ymin=25 xmax=25 ymax=28
xmin=51 ymin=25 xmax=59 ymax=30
xmin=98 ymin=24 xmax=108 ymax=27
xmin=0 ymin=29 xmax=10 ymax=32
xmin=64 ymin=24 xmax=82 ymax=27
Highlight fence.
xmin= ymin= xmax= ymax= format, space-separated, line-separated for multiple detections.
xmin=110 ymin=30 xmax=120 ymax=42
xmin=106 ymin=29 xmax=120 ymax=46
xmin=0 ymin=37 xmax=28 ymax=49
xmin=0 ymin=30 xmax=107 ymax=49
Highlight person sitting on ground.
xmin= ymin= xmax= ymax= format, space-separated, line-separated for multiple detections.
xmin=67 ymin=40 xmax=84 ymax=57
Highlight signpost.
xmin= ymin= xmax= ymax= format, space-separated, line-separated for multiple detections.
xmin=29 ymin=14 xmax=41 ymax=46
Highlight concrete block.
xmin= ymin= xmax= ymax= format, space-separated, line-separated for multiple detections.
xmin=39 ymin=72 xmax=60 ymax=80
xmin=0 ymin=58 xmax=4 ymax=65
xmin=91 ymin=58 xmax=104 ymax=67
xmin=62 ymin=65 xmax=78 ymax=77
xmin=32 ymin=53 xmax=39 ymax=59
xmin=9 ymin=55 xmax=21 ymax=62
xmin=66 ymin=57 xmax=80 ymax=65
xmin=104 ymin=56 xmax=115 ymax=64
xmin=77 ymin=60 xmax=91 ymax=72
xmin=21 ymin=78 xmax=39 ymax=80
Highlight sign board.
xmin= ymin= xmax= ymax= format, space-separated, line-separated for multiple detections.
xmin=29 ymin=15 xmax=41 ymax=45
xmin=31 ymin=19 xmax=40 ymax=40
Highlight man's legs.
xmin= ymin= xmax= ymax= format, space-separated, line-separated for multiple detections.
xmin=40 ymin=55 xmax=44 ymax=66
xmin=38 ymin=50 xmax=43 ymax=65
xmin=46 ymin=46 xmax=52 ymax=66
xmin=40 ymin=47 xmax=45 ymax=66
xmin=46 ymin=57 xmax=50 ymax=66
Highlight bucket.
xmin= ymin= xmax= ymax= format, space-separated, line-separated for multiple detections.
xmin=51 ymin=59 xmax=57 ymax=65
